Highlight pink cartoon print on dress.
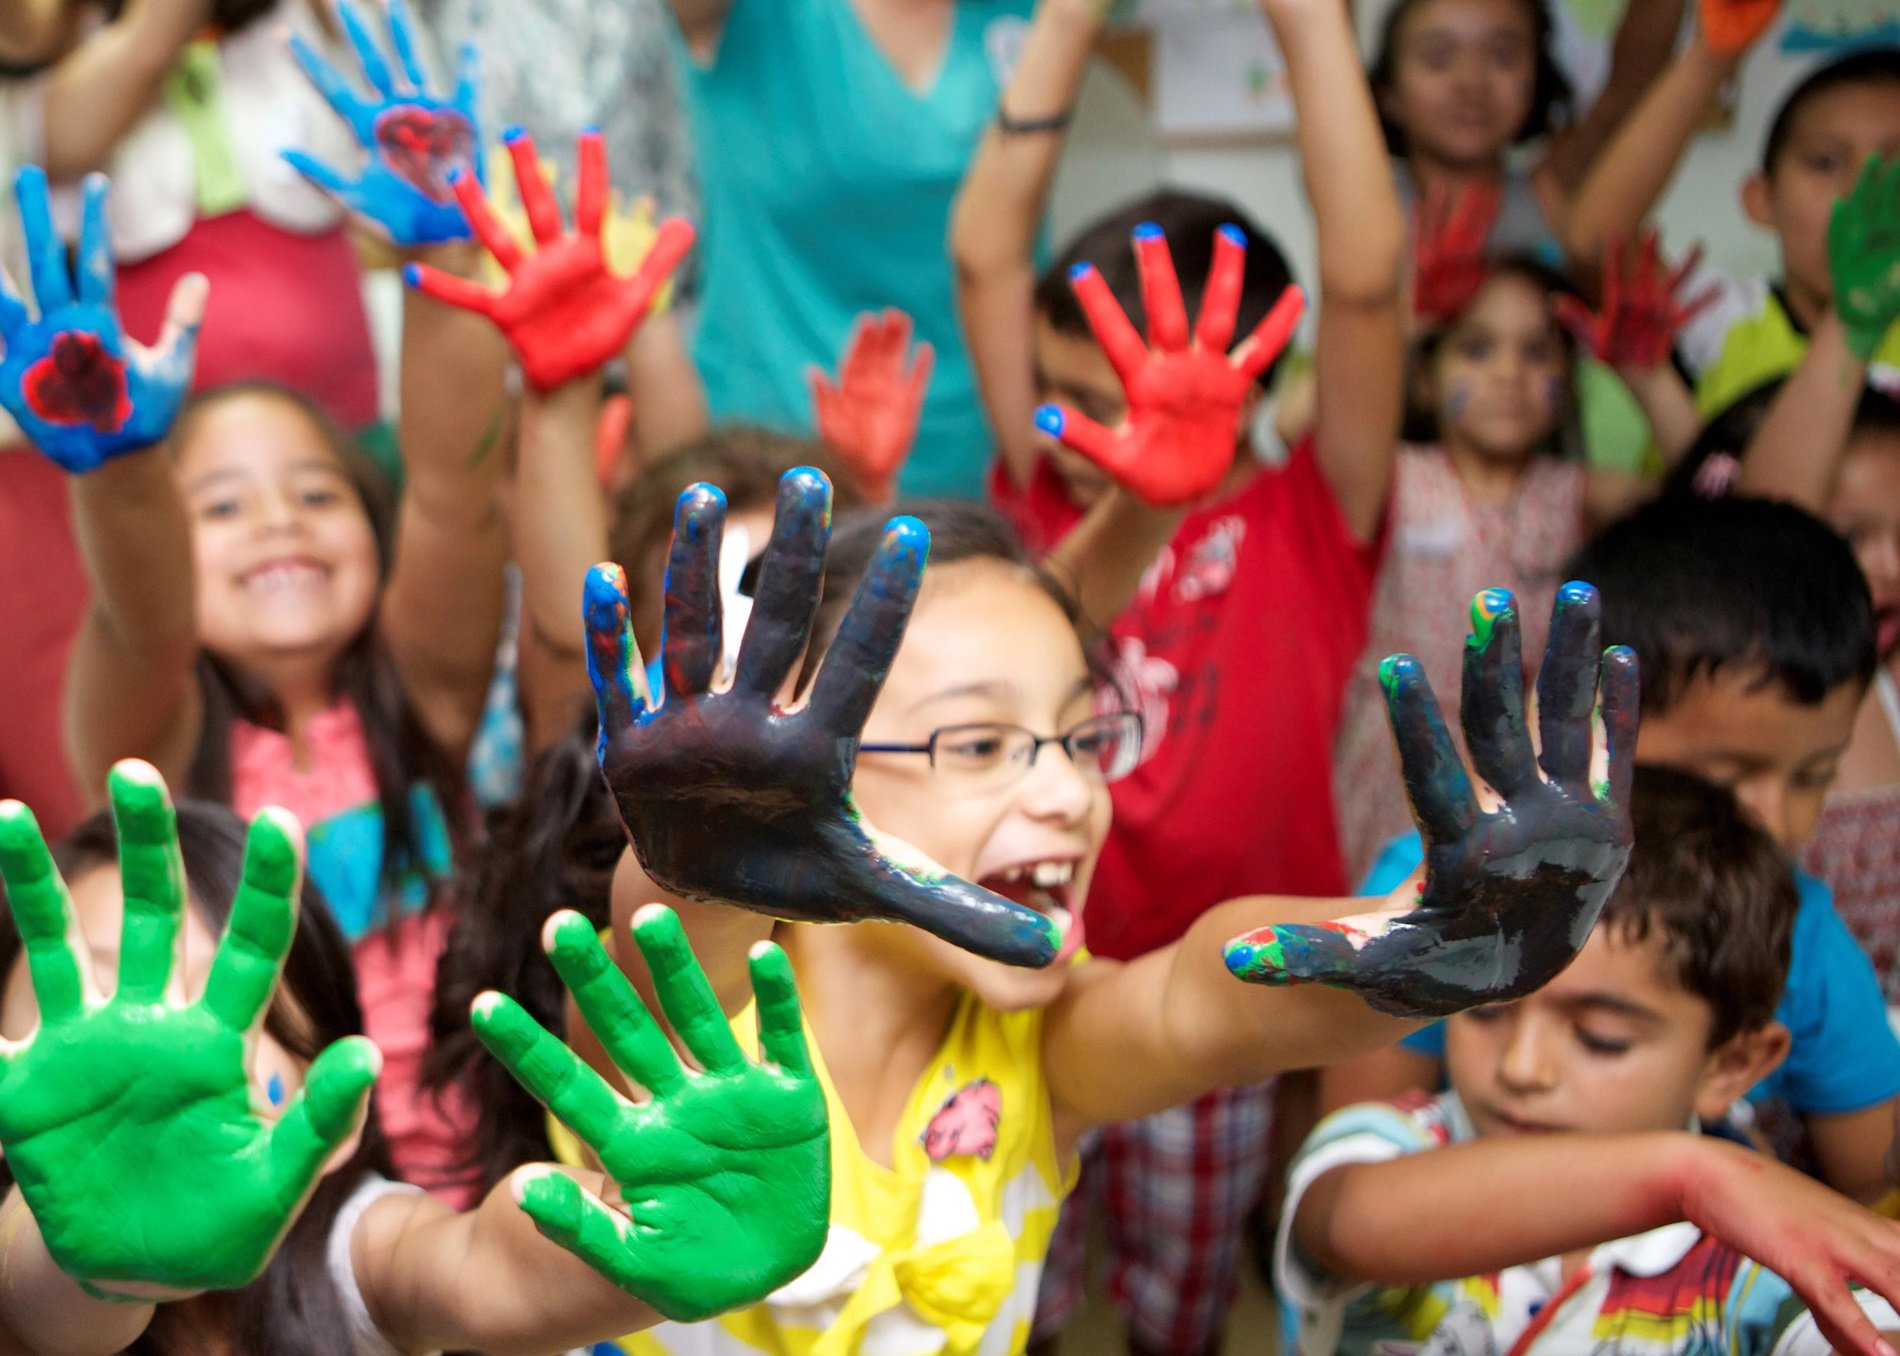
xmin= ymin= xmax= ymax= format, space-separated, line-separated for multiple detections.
xmin=1175 ymin=515 xmax=1246 ymax=603
xmin=921 ymin=1079 xmax=1001 ymax=1162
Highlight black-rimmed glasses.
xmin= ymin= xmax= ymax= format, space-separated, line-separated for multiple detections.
xmin=859 ymin=712 xmax=1143 ymax=793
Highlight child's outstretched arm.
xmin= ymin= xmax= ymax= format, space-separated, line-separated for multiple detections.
xmin=349 ymin=908 xmax=827 ymax=1352
xmin=1291 ymin=1125 xmax=1900 ymax=1356
xmin=1564 ymin=0 xmax=1780 ymax=273
xmin=0 ymin=764 xmax=379 ymax=1352
xmin=1264 ymin=0 xmax=1405 ymax=542
xmin=0 ymin=170 xmax=206 ymax=797
xmin=1043 ymin=585 xmax=1639 ymax=1123
xmin=951 ymin=0 xmax=1103 ymax=494
xmin=1738 ymin=156 xmax=1900 ymax=507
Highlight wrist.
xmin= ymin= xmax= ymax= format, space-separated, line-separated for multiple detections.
xmin=1667 ymin=1134 xmax=1744 ymax=1225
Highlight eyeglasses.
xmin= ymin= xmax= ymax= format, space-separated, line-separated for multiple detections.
xmin=859 ymin=712 xmax=1144 ymax=792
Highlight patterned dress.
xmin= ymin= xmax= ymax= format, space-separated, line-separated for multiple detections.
xmin=1802 ymin=671 xmax=1900 ymax=1005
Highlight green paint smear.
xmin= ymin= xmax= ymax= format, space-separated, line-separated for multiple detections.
xmin=1467 ymin=590 xmax=1508 ymax=651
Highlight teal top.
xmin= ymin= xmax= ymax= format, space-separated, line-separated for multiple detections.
xmin=674 ymin=0 xmax=1035 ymax=497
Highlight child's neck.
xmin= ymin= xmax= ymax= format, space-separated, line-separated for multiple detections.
xmin=1441 ymin=434 xmax=1531 ymax=505
xmin=781 ymin=925 xmax=962 ymax=1171
xmin=249 ymin=661 xmax=343 ymax=773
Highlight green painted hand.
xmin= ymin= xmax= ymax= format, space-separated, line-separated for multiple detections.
xmin=0 ymin=761 xmax=381 ymax=1297
xmin=472 ymin=906 xmax=830 ymax=1323
xmin=1830 ymin=155 xmax=1900 ymax=361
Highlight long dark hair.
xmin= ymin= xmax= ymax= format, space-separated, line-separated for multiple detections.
xmin=424 ymin=715 xmax=622 ymax=1196
xmin=173 ymin=383 xmax=467 ymax=923
xmin=1371 ymin=0 xmax=1574 ymax=156
xmin=0 ymin=801 xmax=393 ymax=1355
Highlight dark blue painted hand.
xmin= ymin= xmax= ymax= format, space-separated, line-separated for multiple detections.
xmin=0 ymin=170 xmax=202 ymax=474
xmin=1225 ymin=584 xmax=1639 ymax=1018
xmin=285 ymin=0 xmax=481 ymax=247
xmin=585 ymin=468 xmax=1060 ymax=969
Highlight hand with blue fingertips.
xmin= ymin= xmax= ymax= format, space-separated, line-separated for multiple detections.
xmin=472 ymin=906 xmax=829 ymax=1321
xmin=1035 ymin=223 xmax=1305 ymax=507
xmin=0 ymin=761 xmax=380 ymax=1296
xmin=0 ymin=169 xmax=203 ymax=474
xmin=285 ymin=0 xmax=482 ymax=247
xmin=585 ymin=468 xmax=1061 ymax=969
xmin=405 ymin=128 xmax=697 ymax=393
xmin=1225 ymin=584 xmax=1639 ymax=1018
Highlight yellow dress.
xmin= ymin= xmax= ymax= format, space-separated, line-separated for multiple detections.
xmin=553 ymin=991 xmax=1076 ymax=1356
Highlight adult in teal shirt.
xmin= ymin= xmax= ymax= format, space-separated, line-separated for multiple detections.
xmin=667 ymin=0 xmax=1036 ymax=497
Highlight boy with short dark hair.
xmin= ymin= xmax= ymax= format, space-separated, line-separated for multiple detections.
xmin=1347 ymin=496 xmax=1900 ymax=1205
xmin=1564 ymin=11 xmax=1900 ymax=416
xmin=1285 ymin=767 xmax=1900 ymax=1356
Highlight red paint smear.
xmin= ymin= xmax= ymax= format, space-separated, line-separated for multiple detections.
xmin=374 ymin=107 xmax=473 ymax=203
xmin=23 ymin=333 xmax=131 ymax=433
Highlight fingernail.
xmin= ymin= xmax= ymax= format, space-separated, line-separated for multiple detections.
xmin=401 ymin=263 xmax=422 ymax=286
xmin=1068 ymin=261 xmax=1095 ymax=282
xmin=1468 ymin=588 xmax=1512 ymax=647
xmin=1557 ymin=579 xmax=1595 ymax=607
xmin=1034 ymin=405 xmax=1065 ymax=436
xmin=1218 ymin=223 xmax=1247 ymax=247
xmin=1223 ymin=930 xmax=1293 ymax=983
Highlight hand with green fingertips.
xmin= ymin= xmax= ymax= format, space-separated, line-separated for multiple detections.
xmin=472 ymin=906 xmax=830 ymax=1323
xmin=1830 ymin=155 xmax=1900 ymax=362
xmin=0 ymin=761 xmax=381 ymax=1297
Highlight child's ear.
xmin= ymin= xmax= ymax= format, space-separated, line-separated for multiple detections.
xmin=1742 ymin=172 xmax=1776 ymax=230
xmin=1692 ymin=1020 xmax=1791 ymax=1123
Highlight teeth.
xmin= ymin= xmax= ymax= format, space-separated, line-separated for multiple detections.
xmin=1032 ymin=861 xmax=1073 ymax=888
xmin=246 ymin=564 xmax=326 ymax=593
xmin=1003 ymin=866 xmax=1026 ymax=884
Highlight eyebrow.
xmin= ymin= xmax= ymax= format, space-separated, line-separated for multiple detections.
xmin=1557 ymin=992 xmax=1666 ymax=1025
xmin=184 ymin=459 xmax=344 ymax=495
xmin=912 ymin=680 xmax=1018 ymax=712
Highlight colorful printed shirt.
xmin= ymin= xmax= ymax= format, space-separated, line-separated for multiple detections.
xmin=555 ymin=990 xmax=1074 ymax=1356
xmin=1277 ymin=1092 xmax=1900 ymax=1356
xmin=1678 ymin=271 xmax=1900 ymax=418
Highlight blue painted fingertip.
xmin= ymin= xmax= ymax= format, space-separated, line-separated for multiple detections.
xmin=400 ymin=263 xmax=423 ymax=287
xmin=880 ymin=515 xmax=931 ymax=567
xmin=1034 ymin=405 xmax=1065 ymax=437
xmin=581 ymin=123 xmax=602 ymax=136
xmin=1377 ymin=653 xmax=1423 ymax=694
xmin=267 ymin=1073 xmax=285 ymax=1108
xmin=1556 ymin=579 xmax=1596 ymax=608
xmin=1068 ymin=261 xmax=1095 ymax=282
xmin=1218 ymin=223 xmax=1248 ymax=247
xmin=1132 ymin=221 xmax=1164 ymax=241
xmin=502 ymin=124 xmax=527 ymax=144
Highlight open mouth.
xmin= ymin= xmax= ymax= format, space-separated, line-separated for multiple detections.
xmin=979 ymin=860 xmax=1083 ymax=962
xmin=239 ymin=557 xmax=332 ymax=596
xmin=1877 ymin=603 xmax=1900 ymax=659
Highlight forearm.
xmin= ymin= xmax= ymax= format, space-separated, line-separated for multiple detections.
xmin=1540 ymin=0 xmax=1689 ymax=196
xmin=952 ymin=0 xmax=1101 ymax=486
xmin=1565 ymin=39 xmax=1734 ymax=268
xmin=1298 ymin=1131 xmax=1714 ymax=1285
xmin=1735 ymin=316 xmax=1865 ymax=510
xmin=0 ymin=1190 xmax=155 ymax=1356
xmin=363 ymin=1174 xmax=659 ymax=1355
xmin=1041 ymin=489 xmax=1184 ymax=633
xmin=624 ymin=314 xmax=708 ymax=468
xmin=1622 ymin=363 xmax=1704 ymax=466
xmin=40 ymin=0 xmax=215 ymax=180
xmin=669 ymin=0 xmax=734 ymax=55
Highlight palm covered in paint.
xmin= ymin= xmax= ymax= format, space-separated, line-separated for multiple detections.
xmin=0 ymin=764 xmax=379 ymax=1294
xmin=1830 ymin=155 xmax=1900 ymax=362
xmin=0 ymin=169 xmax=201 ymax=473
xmin=1226 ymin=585 xmax=1638 ymax=1018
xmin=473 ymin=908 xmax=827 ymax=1320
xmin=286 ymin=0 xmax=482 ymax=246
xmin=585 ymin=468 xmax=1058 ymax=968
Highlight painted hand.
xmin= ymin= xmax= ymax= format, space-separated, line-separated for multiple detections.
xmin=810 ymin=309 xmax=935 ymax=503
xmin=1411 ymin=180 xmax=1499 ymax=324
xmin=585 ymin=468 xmax=1060 ymax=968
xmin=1225 ymin=585 xmax=1638 ymax=1018
xmin=405 ymin=129 xmax=696 ymax=393
xmin=1830 ymin=156 xmax=1900 ymax=362
xmin=1700 ymin=0 xmax=1781 ymax=56
xmin=0 ymin=762 xmax=380 ymax=1295
xmin=473 ymin=906 xmax=828 ymax=1321
xmin=0 ymin=169 xmax=203 ymax=473
xmin=1556 ymin=231 xmax=1718 ymax=371
xmin=1034 ymin=224 xmax=1304 ymax=506
xmin=285 ymin=0 xmax=482 ymax=246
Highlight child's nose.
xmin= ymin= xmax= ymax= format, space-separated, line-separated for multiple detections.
xmin=1496 ymin=1016 xmax=1558 ymax=1093
xmin=1019 ymin=739 xmax=1098 ymax=825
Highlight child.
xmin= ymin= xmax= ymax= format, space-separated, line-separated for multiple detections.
xmin=1282 ymin=766 xmax=1900 ymax=1356
xmin=0 ymin=761 xmax=831 ymax=1352
xmin=565 ymin=456 xmax=1644 ymax=1354
xmin=1342 ymin=495 xmax=1900 ymax=1206
xmin=953 ymin=0 xmax=1406 ymax=1343
xmin=1565 ymin=11 xmax=1900 ymax=418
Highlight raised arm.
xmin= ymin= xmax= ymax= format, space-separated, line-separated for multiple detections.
xmin=951 ymin=0 xmax=1103 ymax=492
xmin=1264 ymin=0 xmax=1406 ymax=541
xmin=34 ymin=0 xmax=212 ymax=181
xmin=1564 ymin=0 xmax=1780 ymax=272
xmin=1044 ymin=584 xmax=1638 ymax=1124
xmin=1538 ymin=0 xmax=1690 ymax=201
xmin=670 ymin=0 xmax=736 ymax=58
xmin=1736 ymin=156 xmax=1900 ymax=508
xmin=0 ymin=170 xmax=206 ymax=796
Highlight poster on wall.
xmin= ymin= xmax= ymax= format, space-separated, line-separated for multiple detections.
xmin=1778 ymin=0 xmax=1900 ymax=53
xmin=1138 ymin=0 xmax=1294 ymax=138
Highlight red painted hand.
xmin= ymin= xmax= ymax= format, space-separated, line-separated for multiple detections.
xmin=810 ymin=310 xmax=934 ymax=503
xmin=404 ymin=129 xmax=696 ymax=393
xmin=1700 ymin=0 xmax=1781 ymax=56
xmin=1411 ymin=180 xmax=1500 ymax=324
xmin=1034 ymin=224 xmax=1305 ymax=507
xmin=1556 ymin=231 xmax=1718 ymax=371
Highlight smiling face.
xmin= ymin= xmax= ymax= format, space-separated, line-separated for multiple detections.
xmin=1380 ymin=0 xmax=1540 ymax=171
xmin=1429 ymin=271 xmax=1567 ymax=465
xmin=849 ymin=558 xmax=1112 ymax=1010
xmin=1826 ymin=431 xmax=1900 ymax=662
xmin=175 ymin=392 xmax=381 ymax=685
xmin=1446 ymin=926 xmax=1784 ymax=1139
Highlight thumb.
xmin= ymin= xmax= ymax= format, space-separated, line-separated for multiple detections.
xmin=151 ymin=273 xmax=209 ymax=383
xmin=264 ymin=1036 xmax=380 ymax=1204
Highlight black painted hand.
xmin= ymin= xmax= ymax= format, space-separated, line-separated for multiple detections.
xmin=584 ymin=468 xmax=1060 ymax=968
xmin=1225 ymin=584 xmax=1638 ymax=1017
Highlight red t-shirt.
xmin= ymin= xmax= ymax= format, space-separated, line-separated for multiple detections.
xmin=991 ymin=442 xmax=1380 ymax=960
